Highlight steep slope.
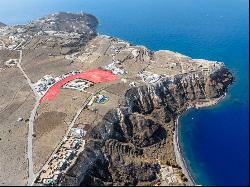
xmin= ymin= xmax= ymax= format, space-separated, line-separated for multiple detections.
xmin=61 ymin=65 xmax=233 ymax=186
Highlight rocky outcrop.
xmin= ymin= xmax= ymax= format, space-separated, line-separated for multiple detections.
xmin=32 ymin=12 xmax=98 ymax=55
xmin=28 ymin=12 xmax=98 ymax=36
xmin=5 ymin=12 xmax=99 ymax=55
xmin=126 ymin=67 xmax=233 ymax=115
xmin=60 ymin=67 xmax=233 ymax=186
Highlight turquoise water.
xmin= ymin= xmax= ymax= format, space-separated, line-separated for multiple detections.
xmin=0 ymin=0 xmax=249 ymax=185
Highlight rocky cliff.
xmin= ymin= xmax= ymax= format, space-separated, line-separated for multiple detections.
xmin=60 ymin=66 xmax=233 ymax=186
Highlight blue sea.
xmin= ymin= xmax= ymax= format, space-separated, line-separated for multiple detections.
xmin=0 ymin=0 xmax=249 ymax=185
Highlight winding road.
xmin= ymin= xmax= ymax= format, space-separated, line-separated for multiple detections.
xmin=0 ymin=39 xmax=40 ymax=186
xmin=17 ymin=49 xmax=40 ymax=186
xmin=2 ymin=37 xmax=107 ymax=186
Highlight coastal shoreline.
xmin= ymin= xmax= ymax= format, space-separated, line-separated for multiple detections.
xmin=174 ymin=116 xmax=196 ymax=186
xmin=173 ymin=93 xmax=227 ymax=186
xmin=195 ymin=93 xmax=227 ymax=109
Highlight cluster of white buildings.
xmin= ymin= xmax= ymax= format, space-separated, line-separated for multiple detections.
xmin=7 ymin=35 xmax=23 ymax=50
xmin=33 ymin=71 xmax=80 ymax=97
xmin=34 ymin=75 xmax=57 ymax=97
xmin=63 ymin=78 xmax=94 ymax=92
xmin=110 ymin=45 xmax=120 ymax=56
xmin=2 ymin=27 xmax=29 ymax=50
xmin=36 ymin=30 xmax=82 ymax=39
xmin=160 ymin=166 xmax=183 ymax=185
xmin=104 ymin=60 xmax=127 ymax=75
xmin=35 ymin=127 xmax=86 ymax=186
xmin=138 ymin=71 xmax=162 ymax=84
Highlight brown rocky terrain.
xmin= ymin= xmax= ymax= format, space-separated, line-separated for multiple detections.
xmin=61 ymin=67 xmax=233 ymax=186
xmin=0 ymin=12 xmax=233 ymax=186
xmin=0 ymin=12 xmax=98 ymax=186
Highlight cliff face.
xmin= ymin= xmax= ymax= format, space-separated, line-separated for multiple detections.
xmin=61 ymin=67 xmax=233 ymax=186
xmin=126 ymin=67 xmax=233 ymax=115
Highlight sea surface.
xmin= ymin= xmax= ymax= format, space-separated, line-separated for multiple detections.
xmin=0 ymin=0 xmax=249 ymax=185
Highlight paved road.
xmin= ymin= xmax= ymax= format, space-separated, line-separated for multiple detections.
xmin=16 ymin=51 xmax=39 ymax=98
xmin=66 ymin=92 xmax=95 ymax=139
xmin=16 ymin=47 xmax=40 ymax=185
xmin=1 ymin=39 xmax=38 ymax=185
xmin=2 ymin=38 xmax=100 ymax=185
xmin=27 ymin=100 xmax=40 ymax=185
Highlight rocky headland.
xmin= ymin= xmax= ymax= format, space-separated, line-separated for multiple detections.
xmin=0 ymin=12 xmax=233 ymax=186
xmin=61 ymin=66 xmax=233 ymax=186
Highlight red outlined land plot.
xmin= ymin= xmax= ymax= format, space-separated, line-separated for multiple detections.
xmin=39 ymin=69 xmax=118 ymax=103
